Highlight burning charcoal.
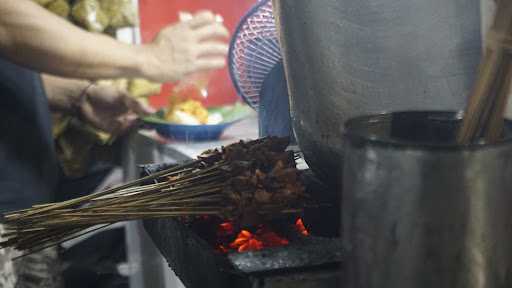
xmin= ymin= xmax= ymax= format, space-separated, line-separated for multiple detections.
xmin=295 ymin=218 xmax=309 ymax=236
xmin=217 ymin=222 xmax=234 ymax=237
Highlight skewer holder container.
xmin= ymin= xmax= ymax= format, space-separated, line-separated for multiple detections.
xmin=341 ymin=111 xmax=512 ymax=288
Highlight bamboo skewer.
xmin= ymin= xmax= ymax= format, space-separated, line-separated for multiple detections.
xmin=1 ymin=137 xmax=306 ymax=254
xmin=5 ymin=161 xmax=201 ymax=219
xmin=457 ymin=0 xmax=512 ymax=144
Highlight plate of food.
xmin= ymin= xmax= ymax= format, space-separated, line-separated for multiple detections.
xmin=143 ymin=99 xmax=252 ymax=141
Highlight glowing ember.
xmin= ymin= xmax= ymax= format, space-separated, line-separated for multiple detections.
xmin=295 ymin=218 xmax=309 ymax=236
xmin=230 ymin=230 xmax=264 ymax=252
xmin=215 ymin=218 xmax=309 ymax=253
xmin=231 ymin=228 xmax=290 ymax=252
xmin=218 ymin=222 xmax=234 ymax=236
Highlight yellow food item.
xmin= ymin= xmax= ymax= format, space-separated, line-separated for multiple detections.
xmin=95 ymin=78 xmax=160 ymax=99
xmin=96 ymin=78 xmax=129 ymax=91
xmin=128 ymin=79 xmax=162 ymax=99
xmin=165 ymin=98 xmax=209 ymax=125
xmin=71 ymin=0 xmax=109 ymax=33
xmin=46 ymin=0 xmax=70 ymax=18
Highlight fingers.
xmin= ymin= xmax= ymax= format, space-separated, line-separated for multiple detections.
xmin=90 ymin=85 xmax=155 ymax=116
xmin=80 ymin=86 xmax=153 ymax=134
xmin=194 ymin=23 xmax=229 ymax=41
xmin=122 ymin=95 xmax=156 ymax=115
xmin=196 ymin=42 xmax=229 ymax=57
xmin=101 ymin=113 xmax=138 ymax=137
xmin=146 ymin=10 xmax=229 ymax=82
xmin=193 ymin=58 xmax=227 ymax=72
xmin=80 ymin=102 xmax=112 ymax=132
xmin=178 ymin=11 xmax=193 ymax=22
xmin=188 ymin=11 xmax=218 ymax=29
xmin=115 ymin=113 xmax=139 ymax=135
xmin=83 ymin=104 xmax=138 ymax=135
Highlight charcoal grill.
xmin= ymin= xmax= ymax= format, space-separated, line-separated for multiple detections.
xmin=141 ymin=164 xmax=342 ymax=288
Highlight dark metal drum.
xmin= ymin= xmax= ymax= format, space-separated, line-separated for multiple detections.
xmin=342 ymin=111 xmax=512 ymax=288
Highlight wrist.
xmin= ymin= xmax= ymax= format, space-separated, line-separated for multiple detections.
xmin=44 ymin=74 xmax=90 ymax=114
xmin=135 ymin=44 xmax=168 ymax=83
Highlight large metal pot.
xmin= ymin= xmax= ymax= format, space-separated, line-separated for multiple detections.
xmin=342 ymin=111 xmax=512 ymax=288
xmin=272 ymin=0 xmax=482 ymax=183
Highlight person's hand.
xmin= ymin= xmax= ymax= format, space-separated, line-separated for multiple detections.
xmin=78 ymin=83 xmax=155 ymax=135
xmin=141 ymin=10 xmax=230 ymax=83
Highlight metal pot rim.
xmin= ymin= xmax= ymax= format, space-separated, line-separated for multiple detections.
xmin=344 ymin=110 xmax=512 ymax=151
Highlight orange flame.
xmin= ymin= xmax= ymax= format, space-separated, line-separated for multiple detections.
xmin=229 ymin=230 xmax=264 ymax=252
xmin=215 ymin=218 xmax=309 ymax=253
xmin=295 ymin=218 xmax=309 ymax=236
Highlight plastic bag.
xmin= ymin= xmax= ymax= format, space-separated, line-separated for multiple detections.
xmin=33 ymin=0 xmax=53 ymax=6
xmin=100 ymin=0 xmax=138 ymax=29
xmin=52 ymin=115 xmax=104 ymax=177
xmin=171 ymin=11 xmax=225 ymax=100
xmin=46 ymin=0 xmax=70 ymax=18
xmin=71 ymin=0 xmax=109 ymax=32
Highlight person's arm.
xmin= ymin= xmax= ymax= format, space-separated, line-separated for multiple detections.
xmin=43 ymin=74 xmax=154 ymax=134
xmin=42 ymin=74 xmax=90 ymax=113
xmin=0 ymin=0 xmax=229 ymax=82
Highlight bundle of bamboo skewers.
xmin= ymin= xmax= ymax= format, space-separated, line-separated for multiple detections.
xmin=457 ymin=0 xmax=512 ymax=144
xmin=1 ymin=137 xmax=306 ymax=254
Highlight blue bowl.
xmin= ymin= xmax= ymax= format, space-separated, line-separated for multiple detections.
xmin=150 ymin=121 xmax=238 ymax=141
xmin=143 ymin=104 xmax=252 ymax=141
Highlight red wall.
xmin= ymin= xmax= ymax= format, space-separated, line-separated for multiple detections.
xmin=138 ymin=0 xmax=256 ymax=108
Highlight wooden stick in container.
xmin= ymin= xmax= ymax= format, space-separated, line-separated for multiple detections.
xmin=457 ymin=0 xmax=512 ymax=144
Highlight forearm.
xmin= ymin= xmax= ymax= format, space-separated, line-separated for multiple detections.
xmin=0 ymin=0 xmax=149 ymax=80
xmin=42 ymin=74 xmax=89 ymax=113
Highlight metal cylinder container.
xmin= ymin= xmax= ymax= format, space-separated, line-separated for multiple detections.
xmin=342 ymin=111 xmax=512 ymax=288
xmin=272 ymin=0 xmax=482 ymax=184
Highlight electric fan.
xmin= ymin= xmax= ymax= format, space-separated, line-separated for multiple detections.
xmin=228 ymin=0 xmax=282 ymax=110
xmin=228 ymin=0 xmax=293 ymax=139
